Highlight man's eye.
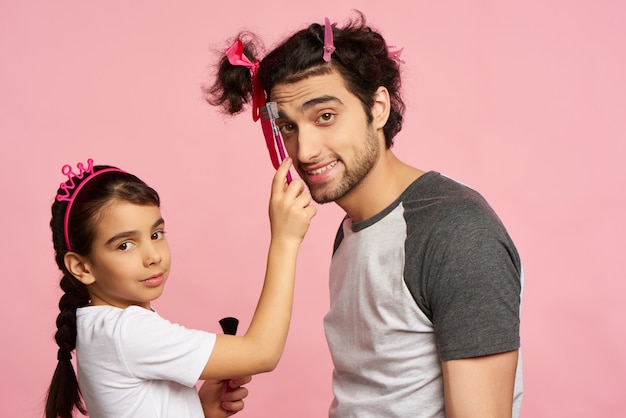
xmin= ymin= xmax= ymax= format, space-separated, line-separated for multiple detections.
xmin=152 ymin=231 xmax=165 ymax=240
xmin=279 ymin=123 xmax=295 ymax=134
xmin=318 ymin=113 xmax=334 ymax=123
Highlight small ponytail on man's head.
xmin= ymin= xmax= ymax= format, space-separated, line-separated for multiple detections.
xmin=204 ymin=32 xmax=265 ymax=115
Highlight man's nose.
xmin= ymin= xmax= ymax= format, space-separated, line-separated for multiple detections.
xmin=295 ymin=125 xmax=322 ymax=163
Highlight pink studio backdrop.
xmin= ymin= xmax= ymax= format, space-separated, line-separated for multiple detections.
xmin=1 ymin=1 xmax=625 ymax=417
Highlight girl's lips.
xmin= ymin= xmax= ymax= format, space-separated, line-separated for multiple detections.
xmin=142 ymin=273 xmax=164 ymax=287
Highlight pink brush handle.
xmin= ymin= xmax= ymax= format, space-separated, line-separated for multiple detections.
xmin=275 ymin=136 xmax=292 ymax=183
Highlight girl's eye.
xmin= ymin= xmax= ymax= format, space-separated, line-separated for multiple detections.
xmin=152 ymin=231 xmax=165 ymax=240
xmin=117 ymin=241 xmax=134 ymax=251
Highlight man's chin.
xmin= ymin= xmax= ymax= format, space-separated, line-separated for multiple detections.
xmin=310 ymin=185 xmax=349 ymax=204
xmin=312 ymin=196 xmax=335 ymax=205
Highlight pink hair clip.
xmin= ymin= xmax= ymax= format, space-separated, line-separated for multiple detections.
xmin=323 ymin=17 xmax=335 ymax=62
xmin=57 ymin=158 xmax=124 ymax=251
xmin=387 ymin=45 xmax=405 ymax=64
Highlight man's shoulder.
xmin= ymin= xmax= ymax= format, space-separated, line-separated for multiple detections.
xmin=402 ymin=171 xmax=489 ymax=213
xmin=400 ymin=172 xmax=510 ymax=243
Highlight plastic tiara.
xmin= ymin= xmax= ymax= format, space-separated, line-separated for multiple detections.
xmin=56 ymin=158 xmax=124 ymax=251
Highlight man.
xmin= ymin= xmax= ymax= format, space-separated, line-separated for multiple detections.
xmin=208 ymin=12 xmax=523 ymax=417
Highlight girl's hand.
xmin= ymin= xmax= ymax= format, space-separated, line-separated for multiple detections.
xmin=269 ymin=158 xmax=316 ymax=243
xmin=198 ymin=376 xmax=251 ymax=417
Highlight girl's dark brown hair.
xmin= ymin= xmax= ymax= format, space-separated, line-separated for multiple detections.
xmin=45 ymin=165 xmax=159 ymax=418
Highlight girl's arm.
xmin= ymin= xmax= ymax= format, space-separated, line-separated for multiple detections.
xmin=201 ymin=159 xmax=316 ymax=380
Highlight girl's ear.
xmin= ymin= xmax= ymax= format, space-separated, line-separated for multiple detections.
xmin=64 ymin=252 xmax=95 ymax=285
xmin=371 ymin=86 xmax=391 ymax=130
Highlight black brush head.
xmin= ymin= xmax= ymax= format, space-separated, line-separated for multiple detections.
xmin=219 ymin=317 xmax=239 ymax=335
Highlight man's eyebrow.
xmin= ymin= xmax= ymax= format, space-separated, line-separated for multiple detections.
xmin=104 ymin=218 xmax=164 ymax=246
xmin=299 ymin=95 xmax=343 ymax=113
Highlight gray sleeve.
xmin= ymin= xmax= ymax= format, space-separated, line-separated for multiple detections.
xmin=405 ymin=192 xmax=522 ymax=361
xmin=430 ymin=204 xmax=521 ymax=361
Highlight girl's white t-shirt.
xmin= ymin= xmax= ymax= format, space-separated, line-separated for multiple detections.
xmin=76 ymin=305 xmax=216 ymax=418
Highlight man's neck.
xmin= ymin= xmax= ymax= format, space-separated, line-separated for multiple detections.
xmin=336 ymin=150 xmax=424 ymax=223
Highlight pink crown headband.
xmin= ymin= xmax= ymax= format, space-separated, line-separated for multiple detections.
xmin=56 ymin=158 xmax=124 ymax=251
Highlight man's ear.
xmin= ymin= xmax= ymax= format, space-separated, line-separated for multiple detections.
xmin=64 ymin=252 xmax=95 ymax=285
xmin=371 ymin=86 xmax=391 ymax=129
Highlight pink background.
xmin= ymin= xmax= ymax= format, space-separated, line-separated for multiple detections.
xmin=1 ymin=1 xmax=625 ymax=417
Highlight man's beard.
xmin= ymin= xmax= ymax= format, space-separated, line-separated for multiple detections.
xmin=301 ymin=128 xmax=380 ymax=204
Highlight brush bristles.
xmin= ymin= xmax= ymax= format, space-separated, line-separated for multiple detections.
xmin=261 ymin=102 xmax=279 ymax=120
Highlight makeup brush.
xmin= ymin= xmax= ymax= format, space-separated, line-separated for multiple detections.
xmin=219 ymin=317 xmax=239 ymax=394
xmin=261 ymin=102 xmax=292 ymax=183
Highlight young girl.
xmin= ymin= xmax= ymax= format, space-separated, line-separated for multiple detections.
xmin=45 ymin=158 xmax=315 ymax=418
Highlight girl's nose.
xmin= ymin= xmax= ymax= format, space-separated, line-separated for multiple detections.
xmin=144 ymin=243 xmax=162 ymax=266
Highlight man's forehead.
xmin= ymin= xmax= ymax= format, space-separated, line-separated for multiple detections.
xmin=270 ymin=71 xmax=349 ymax=109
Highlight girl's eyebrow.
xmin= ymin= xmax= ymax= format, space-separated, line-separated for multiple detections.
xmin=104 ymin=218 xmax=164 ymax=246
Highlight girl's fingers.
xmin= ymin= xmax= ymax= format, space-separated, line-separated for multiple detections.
xmin=284 ymin=178 xmax=306 ymax=200
xmin=272 ymin=158 xmax=293 ymax=191
xmin=294 ymin=188 xmax=313 ymax=208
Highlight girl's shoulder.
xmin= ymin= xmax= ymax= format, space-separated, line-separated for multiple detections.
xmin=76 ymin=305 xmax=161 ymax=329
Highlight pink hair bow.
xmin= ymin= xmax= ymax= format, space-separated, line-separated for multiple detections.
xmin=225 ymin=39 xmax=266 ymax=121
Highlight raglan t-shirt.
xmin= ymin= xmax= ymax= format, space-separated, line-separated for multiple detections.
xmin=76 ymin=305 xmax=216 ymax=418
xmin=324 ymin=171 xmax=523 ymax=417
